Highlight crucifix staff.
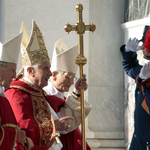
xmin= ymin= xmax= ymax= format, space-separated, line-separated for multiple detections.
xmin=64 ymin=3 xmax=96 ymax=150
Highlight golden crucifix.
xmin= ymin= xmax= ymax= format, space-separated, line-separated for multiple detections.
xmin=64 ymin=3 xmax=96 ymax=150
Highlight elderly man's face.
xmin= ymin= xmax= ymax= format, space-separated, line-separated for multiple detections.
xmin=0 ymin=63 xmax=16 ymax=88
xmin=53 ymin=71 xmax=76 ymax=92
xmin=33 ymin=61 xmax=52 ymax=88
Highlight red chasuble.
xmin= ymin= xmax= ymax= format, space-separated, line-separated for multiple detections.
xmin=0 ymin=94 xmax=24 ymax=150
xmin=46 ymin=95 xmax=91 ymax=150
xmin=5 ymin=75 xmax=56 ymax=150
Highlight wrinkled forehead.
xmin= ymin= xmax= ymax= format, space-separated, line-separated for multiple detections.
xmin=8 ymin=62 xmax=17 ymax=68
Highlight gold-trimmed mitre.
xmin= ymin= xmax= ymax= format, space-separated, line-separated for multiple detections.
xmin=20 ymin=20 xmax=50 ymax=66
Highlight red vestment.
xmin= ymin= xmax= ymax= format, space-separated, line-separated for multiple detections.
xmin=0 ymin=94 xmax=24 ymax=150
xmin=5 ymin=75 xmax=56 ymax=150
xmin=46 ymin=95 xmax=91 ymax=150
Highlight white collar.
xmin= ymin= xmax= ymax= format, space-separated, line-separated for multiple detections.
xmin=23 ymin=76 xmax=35 ymax=85
xmin=0 ymin=85 xmax=5 ymax=95
xmin=43 ymin=81 xmax=64 ymax=99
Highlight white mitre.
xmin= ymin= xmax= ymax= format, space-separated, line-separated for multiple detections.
xmin=0 ymin=32 xmax=23 ymax=63
xmin=51 ymin=38 xmax=78 ymax=74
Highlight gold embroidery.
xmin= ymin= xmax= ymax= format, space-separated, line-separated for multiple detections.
xmin=43 ymin=90 xmax=48 ymax=96
xmin=31 ymin=95 xmax=55 ymax=146
xmin=21 ymin=21 xmax=50 ymax=66
xmin=36 ymin=102 xmax=45 ymax=110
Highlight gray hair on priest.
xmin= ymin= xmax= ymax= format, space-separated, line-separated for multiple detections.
xmin=0 ymin=61 xmax=8 ymax=68
xmin=24 ymin=62 xmax=42 ymax=77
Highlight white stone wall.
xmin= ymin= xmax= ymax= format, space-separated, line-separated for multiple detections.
xmin=0 ymin=0 xmax=5 ymax=43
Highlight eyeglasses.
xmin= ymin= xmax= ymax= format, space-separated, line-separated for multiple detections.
xmin=65 ymin=75 xmax=75 ymax=80
xmin=57 ymin=71 xmax=78 ymax=82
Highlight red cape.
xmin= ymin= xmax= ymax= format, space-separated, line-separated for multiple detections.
xmin=0 ymin=94 xmax=24 ymax=150
xmin=46 ymin=94 xmax=91 ymax=150
xmin=5 ymin=76 xmax=56 ymax=150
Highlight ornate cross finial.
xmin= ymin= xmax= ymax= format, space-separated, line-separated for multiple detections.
xmin=65 ymin=3 xmax=96 ymax=34
xmin=64 ymin=3 xmax=96 ymax=67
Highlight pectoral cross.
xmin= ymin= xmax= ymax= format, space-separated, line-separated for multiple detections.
xmin=64 ymin=3 xmax=96 ymax=150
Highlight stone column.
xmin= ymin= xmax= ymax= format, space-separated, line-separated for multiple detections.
xmin=86 ymin=0 xmax=125 ymax=148
xmin=0 ymin=0 xmax=5 ymax=43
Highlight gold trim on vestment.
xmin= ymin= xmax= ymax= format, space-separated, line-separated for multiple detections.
xmin=10 ymin=77 xmax=43 ymax=96
xmin=1 ymin=124 xmax=18 ymax=149
xmin=31 ymin=95 xmax=55 ymax=146
xmin=0 ymin=94 xmax=6 ymax=98
xmin=0 ymin=127 xmax=4 ymax=145
xmin=10 ymin=85 xmax=43 ymax=97
xmin=2 ymin=124 xmax=18 ymax=128
xmin=12 ymin=129 xmax=18 ymax=150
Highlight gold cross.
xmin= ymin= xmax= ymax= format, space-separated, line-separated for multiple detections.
xmin=64 ymin=3 xmax=96 ymax=150
xmin=64 ymin=3 xmax=96 ymax=66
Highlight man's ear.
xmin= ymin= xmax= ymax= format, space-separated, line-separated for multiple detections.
xmin=27 ymin=67 xmax=35 ymax=77
xmin=52 ymin=71 xmax=58 ymax=81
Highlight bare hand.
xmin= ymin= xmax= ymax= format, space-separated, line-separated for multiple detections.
xmin=15 ymin=127 xmax=26 ymax=146
xmin=55 ymin=116 xmax=74 ymax=131
xmin=74 ymin=74 xmax=88 ymax=94
xmin=24 ymin=137 xmax=34 ymax=150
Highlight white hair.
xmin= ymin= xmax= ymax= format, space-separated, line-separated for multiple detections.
xmin=24 ymin=63 xmax=42 ymax=77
